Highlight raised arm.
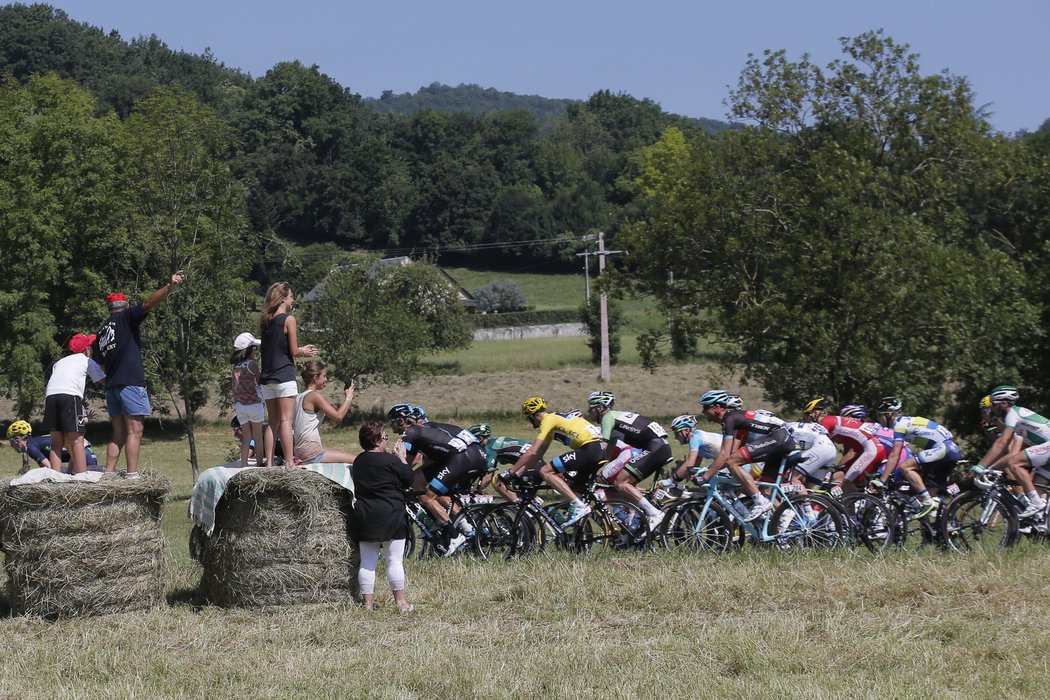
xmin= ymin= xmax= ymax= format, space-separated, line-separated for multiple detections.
xmin=142 ymin=271 xmax=185 ymax=312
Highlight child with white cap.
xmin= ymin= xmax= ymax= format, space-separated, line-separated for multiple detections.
xmin=231 ymin=331 xmax=271 ymax=467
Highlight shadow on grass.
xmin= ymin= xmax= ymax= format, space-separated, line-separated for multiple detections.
xmin=167 ymin=585 xmax=208 ymax=611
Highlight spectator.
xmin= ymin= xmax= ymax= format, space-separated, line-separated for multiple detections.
xmin=96 ymin=271 xmax=184 ymax=478
xmin=230 ymin=332 xmax=272 ymax=467
xmin=350 ymin=420 xmax=414 ymax=612
xmin=258 ymin=282 xmax=317 ymax=469
xmin=7 ymin=420 xmax=100 ymax=473
xmin=230 ymin=416 xmax=285 ymax=466
xmin=44 ymin=333 xmax=106 ymax=474
xmin=292 ymin=361 xmax=356 ymax=464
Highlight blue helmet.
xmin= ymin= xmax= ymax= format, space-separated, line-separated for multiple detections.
xmin=699 ymin=390 xmax=731 ymax=408
xmin=410 ymin=404 xmax=428 ymax=421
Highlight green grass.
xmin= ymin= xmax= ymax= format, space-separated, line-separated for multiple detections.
xmin=425 ymin=334 xmax=645 ymax=373
xmin=3 ymin=428 xmax=1050 ymax=698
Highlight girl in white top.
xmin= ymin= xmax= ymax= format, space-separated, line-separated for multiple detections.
xmin=45 ymin=333 xmax=106 ymax=474
xmin=292 ymin=361 xmax=357 ymax=465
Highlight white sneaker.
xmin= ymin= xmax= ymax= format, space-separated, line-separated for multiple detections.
xmin=562 ymin=503 xmax=592 ymax=527
xmin=443 ymin=532 xmax=471 ymax=557
xmin=744 ymin=500 xmax=773 ymax=522
xmin=1019 ymin=500 xmax=1047 ymax=519
xmin=646 ymin=510 xmax=665 ymax=531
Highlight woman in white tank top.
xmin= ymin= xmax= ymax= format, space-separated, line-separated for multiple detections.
xmin=292 ymin=361 xmax=357 ymax=465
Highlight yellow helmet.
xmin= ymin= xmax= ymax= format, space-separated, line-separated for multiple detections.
xmin=521 ymin=397 xmax=548 ymax=416
xmin=6 ymin=420 xmax=32 ymax=438
xmin=803 ymin=398 xmax=830 ymax=414
xmin=979 ymin=395 xmax=992 ymax=409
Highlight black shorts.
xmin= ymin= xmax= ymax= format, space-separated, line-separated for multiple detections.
xmin=624 ymin=441 xmax=673 ymax=482
xmin=428 ymin=448 xmax=488 ymax=496
xmin=550 ymin=440 xmax=604 ymax=478
xmin=739 ymin=429 xmax=793 ymax=479
xmin=43 ymin=394 xmax=85 ymax=434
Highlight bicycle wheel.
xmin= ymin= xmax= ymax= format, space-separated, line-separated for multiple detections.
xmin=477 ymin=503 xmax=535 ymax=559
xmin=940 ymin=490 xmax=1019 ymax=553
xmin=839 ymin=492 xmax=896 ymax=554
xmin=770 ymin=494 xmax=847 ymax=551
xmin=663 ymin=500 xmax=735 ymax=553
xmin=606 ymin=500 xmax=652 ymax=551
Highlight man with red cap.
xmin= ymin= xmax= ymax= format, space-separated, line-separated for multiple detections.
xmin=96 ymin=271 xmax=184 ymax=477
xmin=44 ymin=333 xmax=107 ymax=474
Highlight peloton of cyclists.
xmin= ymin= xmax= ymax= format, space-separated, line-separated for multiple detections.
xmin=802 ymin=398 xmax=886 ymax=489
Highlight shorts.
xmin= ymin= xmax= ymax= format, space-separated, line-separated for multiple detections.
xmin=916 ymin=440 xmax=961 ymax=488
xmin=623 ymin=441 xmax=673 ymax=482
xmin=550 ymin=440 xmax=604 ymax=478
xmin=428 ymin=448 xmax=488 ymax=495
xmin=260 ymin=381 xmax=298 ymax=400
xmin=106 ymin=385 xmax=151 ymax=418
xmin=600 ymin=447 xmax=639 ymax=481
xmin=1025 ymin=442 xmax=1050 ymax=470
xmin=299 ymin=450 xmax=326 ymax=465
xmin=794 ymin=441 xmax=838 ymax=481
xmin=739 ymin=429 xmax=794 ymax=480
xmin=44 ymin=394 xmax=85 ymax=434
xmin=842 ymin=440 xmax=887 ymax=483
xmin=235 ymin=401 xmax=267 ymax=425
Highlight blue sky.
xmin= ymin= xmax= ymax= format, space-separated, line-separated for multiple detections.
xmin=53 ymin=0 xmax=1049 ymax=134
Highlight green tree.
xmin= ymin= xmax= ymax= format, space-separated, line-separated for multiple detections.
xmin=302 ymin=259 xmax=471 ymax=386
xmin=620 ymin=31 xmax=1039 ymax=420
xmin=122 ymin=88 xmax=254 ymax=481
xmin=0 ymin=75 xmax=129 ymax=415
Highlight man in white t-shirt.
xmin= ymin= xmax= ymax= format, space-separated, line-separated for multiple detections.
xmin=44 ymin=333 xmax=106 ymax=474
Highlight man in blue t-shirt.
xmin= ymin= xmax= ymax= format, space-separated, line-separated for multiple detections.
xmin=96 ymin=271 xmax=184 ymax=477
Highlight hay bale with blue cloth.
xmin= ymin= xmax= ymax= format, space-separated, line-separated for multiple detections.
xmin=193 ymin=465 xmax=357 ymax=607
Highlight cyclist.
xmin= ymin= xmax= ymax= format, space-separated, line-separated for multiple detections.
xmin=804 ymin=399 xmax=886 ymax=488
xmin=663 ymin=414 xmax=721 ymax=484
xmin=695 ymin=390 xmax=794 ymax=520
xmin=7 ymin=420 xmax=100 ymax=472
xmin=387 ymin=403 xmax=486 ymax=555
xmin=586 ymin=391 xmax=672 ymax=530
xmin=468 ymin=423 xmax=533 ymax=502
xmin=785 ymin=412 xmax=837 ymax=486
xmin=509 ymin=397 xmax=606 ymax=527
xmin=973 ymin=386 xmax=1050 ymax=518
xmin=874 ymin=396 xmax=961 ymax=518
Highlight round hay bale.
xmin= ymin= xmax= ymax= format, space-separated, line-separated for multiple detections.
xmin=0 ymin=472 xmax=171 ymax=618
xmin=198 ymin=468 xmax=358 ymax=607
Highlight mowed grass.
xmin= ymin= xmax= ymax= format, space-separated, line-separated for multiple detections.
xmin=2 ymin=424 xmax=1050 ymax=698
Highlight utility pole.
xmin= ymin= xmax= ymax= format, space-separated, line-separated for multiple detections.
xmin=598 ymin=231 xmax=611 ymax=381
xmin=576 ymin=235 xmax=597 ymax=303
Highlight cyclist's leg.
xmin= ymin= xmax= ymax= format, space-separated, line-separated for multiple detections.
xmin=614 ymin=443 xmax=672 ymax=525
xmin=842 ymin=440 xmax=884 ymax=484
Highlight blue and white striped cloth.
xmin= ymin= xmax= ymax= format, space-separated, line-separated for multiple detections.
xmin=189 ymin=463 xmax=355 ymax=536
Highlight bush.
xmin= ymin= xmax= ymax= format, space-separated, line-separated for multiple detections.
xmin=579 ymin=295 xmax=622 ymax=366
xmin=473 ymin=280 xmax=528 ymax=313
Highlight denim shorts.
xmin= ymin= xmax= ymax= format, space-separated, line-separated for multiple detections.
xmin=106 ymin=385 xmax=152 ymax=417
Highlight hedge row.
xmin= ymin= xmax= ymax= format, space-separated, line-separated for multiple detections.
xmin=464 ymin=309 xmax=581 ymax=329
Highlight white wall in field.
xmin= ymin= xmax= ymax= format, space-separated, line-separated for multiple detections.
xmin=473 ymin=323 xmax=586 ymax=341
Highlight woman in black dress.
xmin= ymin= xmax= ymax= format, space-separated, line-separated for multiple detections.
xmin=351 ymin=420 xmax=414 ymax=612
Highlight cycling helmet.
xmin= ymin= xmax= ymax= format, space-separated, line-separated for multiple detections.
xmin=839 ymin=404 xmax=868 ymax=420
xmin=521 ymin=397 xmax=548 ymax=416
xmin=410 ymin=405 xmax=428 ymax=421
xmin=670 ymin=414 xmax=697 ymax=431
xmin=724 ymin=394 xmax=744 ymax=410
xmin=989 ymin=385 xmax=1020 ymax=403
xmin=979 ymin=395 xmax=992 ymax=409
xmin=386 ymin=403 xmax=414 ymax=421
xmin=6 ymin=420 xmax=31 ymax=438
xmin=468 ymin=423 xmax=492 ymax=439
xmin=587 ymin=391 xmax=616 ymax=408
xmin=803 ymin=398 xmax=830 ymax=414
xmin=563 ymin=409 xmax=583 ymax=419
xmin=699 ymin=390 xmax=730 ymax=407
xmin=877 ymin=396 xmax=903 ymax=413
